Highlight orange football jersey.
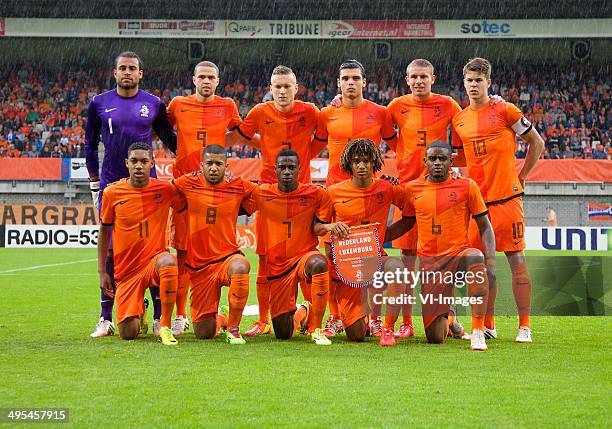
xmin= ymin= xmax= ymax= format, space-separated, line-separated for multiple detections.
xmin=387 ymin=93 xmax=462 ymax=183
xmin=243 ymin=183 xmax=331 ymax=277
xmin=173 ymin=174 xmax=257 ymax=269
xmin=237 ymin=101 xmax=319 ymax=184
xmin=167 ymin=95 xmax=242 ymax=177
xmin=327 ymin=178 xmax=404 ymax=243
xmin=452 ymin=101 xmax=532 ymax=204
xmin=402 ymin=176 xmax=488 ymax=256
xmin=315 ymin=100 xmax=396 ymax=186
xmin=100 ymin=178 xmax=184 ymax=280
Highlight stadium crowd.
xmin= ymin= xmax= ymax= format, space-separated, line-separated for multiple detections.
xmin=0 ymin=63 xmax=609 ymax=160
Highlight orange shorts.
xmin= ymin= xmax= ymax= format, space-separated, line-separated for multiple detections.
xmin=391 ymin=206 xmax=417 ymax=250
xmin=268 ymin=251 xmax=320 ymax=319
xmin=419 ymin=249 xmax=472 ymax=329
xmin=468 ymin=196 xmax=525 ymax=252
xmin=188 ymin=253 xmax=243 ymax=323
xmin=115 ymin=255 xmax=160 ymax=325
xmin=334 ymin=282 xmax=368 ymax=328
xmin=171 ymin=208 xmax=189 ymax=251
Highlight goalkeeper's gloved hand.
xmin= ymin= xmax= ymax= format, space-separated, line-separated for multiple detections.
xmin=90 ymin=180 xmax=100 ymax=211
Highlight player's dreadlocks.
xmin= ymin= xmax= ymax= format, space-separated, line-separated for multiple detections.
xmin=339 ymin=138 xmax=384 ymax=175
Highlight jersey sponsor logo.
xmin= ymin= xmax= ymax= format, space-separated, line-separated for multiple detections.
xmin=104 ymin=108 xmax=117 ymax=113
xmin=265 ymin=120 xmax=275 ymax=125
xmin=400 ymin=109 xmax=409 ymax=115
xmin=415 ymin=195 xmax=424 ymax=200
xmin=139 ymin=104 xmax=150 ymax=117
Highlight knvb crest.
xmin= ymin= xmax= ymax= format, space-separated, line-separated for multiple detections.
xmin=298 ymin=116 xmax=306 ymax=127
xmin=139 ymin=104 xmax=150 ymax=117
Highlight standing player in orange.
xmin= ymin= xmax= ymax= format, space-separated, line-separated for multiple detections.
xmin=167 ymin=61 xmax=243 ymax=336
xmin=314 ymin=60 xmax=397 ymax=338
xmin=97 ymin=142 xmax=182 ymax=346
xmin=386 ymin=59 xmax=464 ymax=340
xmin=172 ymin=144 xmax=254 ymax=345
xmin=227 ymin=65 xmax=321 ymax=337
xmin=323 ymin=138 xmax=405 ymax=343
xmin=452 ymin=58 xmax=544 ymax=343
xmin=386 ymin=142 xmax=496 ymax=350
xmin=243 ymin=149 xmax=347 ymax=345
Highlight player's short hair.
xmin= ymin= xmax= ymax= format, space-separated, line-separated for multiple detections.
xmin=203 ymin=144 xmax=226 ymax=157
xmin=114 ymin=51 xmax=143 ymax=70
xmin=425 ymin=141 xmax=453 ymax=155
xmin=406 ymin=59 xmax=434 ymax=75
xmin=194 ymin=61 xmax=219 ymax=76
xmin=276 ymin=148 xmax=299 ymax=162
xmin=127 ymin=142 xmax=152 ymax=156
xmin=339 ymin=59 xmax=366 ymax=78
xmin=272 ymin=65 xmax=295 ymax=77
xmin=463 ymin=57 xmax=492 ymax=79
xmin=340 ymin=138 xmax=383 ymax=174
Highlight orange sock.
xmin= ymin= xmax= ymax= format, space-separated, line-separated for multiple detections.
xmin=228 ymin=273 xmax=249 ymax=328
xmin=293 ymin=305 xmax=308 ymax=335
xmin=175 ymin=266 xmax=189 ymax=317
xmin=511 ymin=263 xmax=532 ymax=328
xmin=309 ymin=272 xmax=329 ymax=330
xmin=158 ymin=265 xmax=178 ymax=328
xmin=485 ymin=285 xmax=497 ymax=330
xmin=383 ymin=282 xmax=404 ymax=329
xmin=467 ymin=262 xmax=489 ymax=331
xmin=256 ymin=256 xmax=270 ymax=324
xmin=328 ymin=276 xmax=340 ymax=317
xmin=214 ymin=312 xmax=228 ymax=336
xmin=300 ymin=281 xmax=312 ymax=303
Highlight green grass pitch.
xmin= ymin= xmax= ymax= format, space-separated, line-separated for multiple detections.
xmin=1 ymin=248 xmax=610 ymax=428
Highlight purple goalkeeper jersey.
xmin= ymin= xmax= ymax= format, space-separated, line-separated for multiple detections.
xmin=84 ymin=89 xmax=176 ymax=190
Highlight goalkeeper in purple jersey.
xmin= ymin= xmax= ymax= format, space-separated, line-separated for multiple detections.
xmin=85 ymin=51 xmax=176 ymax=338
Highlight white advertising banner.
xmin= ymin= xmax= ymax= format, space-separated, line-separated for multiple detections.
xmin=69 ymin=158 xmax=89 ymax=180
xmin=524 ymin=227 xmax=609 ymax=251
xmin=4 ymin=225 xmax=99 ymax=248
xmin=434 ymin=19 xmax=612 ymax=39
xmin=2 ymin=18 xmax=610 ymax=39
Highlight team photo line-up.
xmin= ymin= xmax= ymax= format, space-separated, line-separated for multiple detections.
xmin=87 ymin=51 xmax=544 ymax=351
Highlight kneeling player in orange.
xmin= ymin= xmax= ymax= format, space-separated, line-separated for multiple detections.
xmin=97 ymin=142 xmax=182 ymax=346
xmin=325 ymin=138 xmax=405 ymax=343
xmin=386 ymin=142 xmax=496 ymax=350
xmin=173 ymin=144 xmax=255 ymax=345
xmin=243 ymin=149 xmax=347 ymax=345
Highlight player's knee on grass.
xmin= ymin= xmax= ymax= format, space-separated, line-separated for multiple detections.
xmin=306 ymin=254 xmax=328 ymax=276
xmin=118 ymin=317 xmax=140 ymax=340
xmin=193 ymin=315 xmax=217 ymax=339
xmin=228 ymin=256 xmax=250 ymax=276
xmin=272 ymin=313 xmax=294 ymax=340
xmin=345 ymin=318 xmax=367 ymax=342
xmin=425 ymin=315 xmax=448 ymax=344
